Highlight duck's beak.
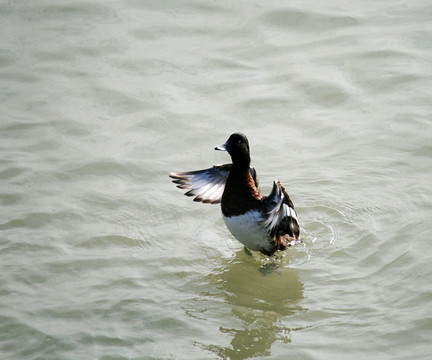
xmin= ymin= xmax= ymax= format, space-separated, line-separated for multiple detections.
xmin=215 ymin=142 xmax=227 ymax=151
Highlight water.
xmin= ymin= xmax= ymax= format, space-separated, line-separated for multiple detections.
xmin=1 ymin=1 xmax=431 ymax=359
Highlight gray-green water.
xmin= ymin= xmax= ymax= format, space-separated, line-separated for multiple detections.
xmin=1 ymin=1 xmax=432 ymax=359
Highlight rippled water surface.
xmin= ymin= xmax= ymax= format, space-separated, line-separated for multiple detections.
xmin=1 ymin=1 xmax=432 ymax=359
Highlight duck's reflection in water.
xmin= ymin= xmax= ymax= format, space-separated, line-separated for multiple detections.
xmin=191 ymin=249 xmax=304 ymax=360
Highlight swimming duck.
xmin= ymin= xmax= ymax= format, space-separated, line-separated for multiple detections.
xmin=169 ymin=132 xmax=300 ymax=255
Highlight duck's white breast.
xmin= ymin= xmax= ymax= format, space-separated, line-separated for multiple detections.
xmin=222 ymin=210 xmax=271 ymax=252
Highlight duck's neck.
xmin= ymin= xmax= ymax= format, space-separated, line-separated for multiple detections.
xmin=222 ymin=152 xmax=262 ymax=216
xmin=230 ymin=152 xmax=251 ymax=173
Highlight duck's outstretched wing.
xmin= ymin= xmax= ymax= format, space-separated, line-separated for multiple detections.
xmin=170 ymin=164 xmax=258 ymax=204
xmin=264 ymin=180 xmax=300 ymax=246
xmin=169 ymin=164 xmax=230 ymax=204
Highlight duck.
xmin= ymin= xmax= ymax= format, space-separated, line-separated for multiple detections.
xmin=169 ymin=132 xmax=300 ymax=255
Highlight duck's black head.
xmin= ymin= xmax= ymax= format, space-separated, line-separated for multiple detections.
xmin=215 ymin=132 xmax=250 ymax=168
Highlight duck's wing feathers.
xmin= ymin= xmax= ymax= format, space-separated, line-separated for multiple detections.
xmin=264 ymin=180 xmax=300 ymax=241
xmin=169 ymin=164 xmax=230 ymax=204
xmin=170 ymin=164 xmax=258 ymax=204
xmin=250 ymin=166 xmax=259 ymax=188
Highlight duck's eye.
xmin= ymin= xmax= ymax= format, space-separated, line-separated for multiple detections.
xmin=237 ymin=139 xmax=242 ymax=144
